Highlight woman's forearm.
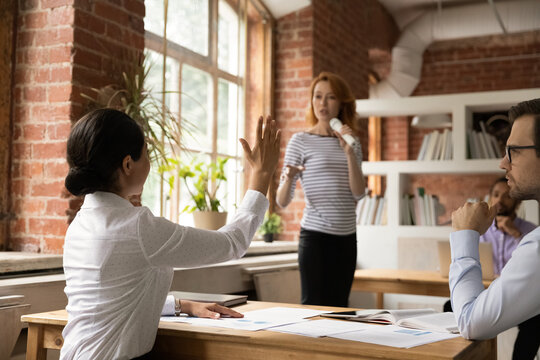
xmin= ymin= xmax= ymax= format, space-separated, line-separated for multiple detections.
xmin=347 ymin=152 xmax=365 ymax=196
xmin=276 ymin=180 xmax=294 ymax=208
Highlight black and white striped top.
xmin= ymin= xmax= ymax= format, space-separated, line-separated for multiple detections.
xmin=280 ymin=132 xmax=363 ymax=235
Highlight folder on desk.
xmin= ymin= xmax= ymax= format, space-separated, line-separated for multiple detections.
xmin=437 ymin=241 xmax=495 ymax=280
xmin=169 ymin=291 xmax=248 ymax=307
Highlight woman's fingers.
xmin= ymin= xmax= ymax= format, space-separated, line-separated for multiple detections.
xmin=255 ymin=116 xmax=263 ymax=142
xmin=238 ymin=138 xmax=251 ymax=157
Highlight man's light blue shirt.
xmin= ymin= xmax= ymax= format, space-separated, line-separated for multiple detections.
xmin=449 ymin=227 xmax=540 ymax=339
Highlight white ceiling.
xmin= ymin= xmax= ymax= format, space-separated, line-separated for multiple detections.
xmin=261 ymin=0 xmax=310 ymax=19
xmin=261 ymin=0 xmax=513 ymax=29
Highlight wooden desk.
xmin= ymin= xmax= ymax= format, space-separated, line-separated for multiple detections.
xmin=22 ymin=301 xmax=496 ymax=360
xmin=353 ymin=269 xmax=493 ymax=309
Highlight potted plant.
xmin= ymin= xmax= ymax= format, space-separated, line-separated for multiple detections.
xmin=81 ymin=52 xmax=183 ymax=169
xmin=258 ymin=212 xmax=283 ymax=243
xmin=161 ymin=157 xmax=229 ymax=230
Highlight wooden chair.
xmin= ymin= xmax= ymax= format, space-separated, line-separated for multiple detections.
xmin=0 ymin=295 xmax=30 ymax=360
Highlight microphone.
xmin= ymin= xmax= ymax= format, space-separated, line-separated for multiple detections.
xmin=329 ymin=118 xmax=357 ymax=147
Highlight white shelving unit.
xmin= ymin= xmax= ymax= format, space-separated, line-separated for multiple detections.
xmin=355 ymin=88 xmax=540 ymax=271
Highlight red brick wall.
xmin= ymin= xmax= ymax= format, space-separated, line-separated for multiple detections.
xmin=381 ymin=116 xmax=408 ymax=161
xmin=11 ymin=0 xmax=75 ymax=252
xmin=413 ymin=31 xmax=540 ymax=96
xmin=9 ymin=0 xmax=144 ymax=253
xmin=273 ymin=7 xmax=314 ymax=241
xmin=312 ymin=0 xmax=369 ymax=100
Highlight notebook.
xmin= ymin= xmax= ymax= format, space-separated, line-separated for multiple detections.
xmin=169 ymin=291 xmax=248 ymax=307
xmin=437 ymin=241 xmax=494 ymax=280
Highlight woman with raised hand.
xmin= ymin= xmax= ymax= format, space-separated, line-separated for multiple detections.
xmin=61 ymin=109 xmax=280 ymax=360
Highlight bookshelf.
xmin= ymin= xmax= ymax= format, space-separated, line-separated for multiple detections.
xmin=355 ymin=88 xmax=540 ymax=271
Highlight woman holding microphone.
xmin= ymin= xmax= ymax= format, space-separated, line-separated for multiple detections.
xmin=277 ymin=71 xmax=365 ymax=307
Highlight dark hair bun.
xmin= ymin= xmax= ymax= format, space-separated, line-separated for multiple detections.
xmin=65 ymin=109 xmax=145 ymax=196
xmin=64 ymin=166 xmax=104 ymax=196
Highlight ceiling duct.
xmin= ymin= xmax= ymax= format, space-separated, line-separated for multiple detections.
xmin=370 ymin=0 xmax=540 ymax=99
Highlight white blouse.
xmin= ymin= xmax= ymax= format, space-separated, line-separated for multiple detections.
xmin=60 ymin=190 xmax=268 ymax=360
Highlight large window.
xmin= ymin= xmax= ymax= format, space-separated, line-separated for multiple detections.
xmin=143 ymin=0 xmax=272 ymax=224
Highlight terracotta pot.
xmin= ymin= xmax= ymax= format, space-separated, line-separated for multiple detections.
xmin=192 ymin=211 xmax=228 ymax=230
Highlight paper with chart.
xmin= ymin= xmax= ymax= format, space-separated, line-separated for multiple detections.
xmin=270 ymin=319 xmax=372 ymax=337
xmin=160 ymin=307 xmax=328 ymax=331
xmin=329 ymin=324 xmax=460 ymax=348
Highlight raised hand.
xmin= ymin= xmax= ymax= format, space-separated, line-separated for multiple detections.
xmin=239 ymin=116 xmax=281 ymax=194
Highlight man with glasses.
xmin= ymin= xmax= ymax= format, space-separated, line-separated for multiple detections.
xmin=449 ymin=98 xmax=540 ymax=360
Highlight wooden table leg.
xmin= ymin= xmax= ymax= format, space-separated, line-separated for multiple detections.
xmin=376 ymin=292 xmax=384 ymax=309
xmin=26 ymin=324 xmax=47 ymax=360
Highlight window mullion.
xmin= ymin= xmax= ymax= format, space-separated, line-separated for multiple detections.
xmin=209 ymin=0 xmax=219 ymax=194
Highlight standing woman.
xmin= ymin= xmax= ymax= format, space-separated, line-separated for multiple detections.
xmin=276 ymin=72 xmax=365 ymax=307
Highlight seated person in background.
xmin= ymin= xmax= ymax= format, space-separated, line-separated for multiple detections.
xmin=449 ymin=99 xmax=540 ymax=360
xmin=480 ymin=177 xmax=536 ymax=275
xmin=61 ymin=109 xmax=281 ymax=360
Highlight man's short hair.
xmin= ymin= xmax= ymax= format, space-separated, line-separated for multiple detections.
xmin=508 ymin=99 xmax=540 ymax=157
xmin=490 ymin=177 xmax=508 ymax=195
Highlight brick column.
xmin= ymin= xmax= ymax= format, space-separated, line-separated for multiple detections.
xmin=9 ymin=0 xmax=144 ymax=253
xmin=274 ymin=7 xmax=314 ymax=241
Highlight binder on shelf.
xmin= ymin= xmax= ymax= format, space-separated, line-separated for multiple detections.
xmin=425 ymin=131 xmax=440 ymax=160
xmin=380 ymin=199 xmax=388 ymax=226
xmin=356 ymin=196 xmax=367 ymax=225
xmin=413 ymin=188 xmax=425 ymax=226
xmin=360 ymin=196 xmax=374 ymax=225
xmin=444 ymin=130 xmax=453 ymax=160
xmin=407 ymin=196 xmax=416 ymax=225
xmin=374 ymin=198 xmax=386 ymax=225
xmin=489 ymin=135 xmax=502 ymax=158
xmin=417 ymin=134 xmax=430 ymax=161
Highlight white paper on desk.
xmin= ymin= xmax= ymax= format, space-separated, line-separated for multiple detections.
xmin=270 ymin=319 xmax=372 ymax=337
xmin=159 ymin=307 xmax=327 ymax=331
xmin=160 ymin=316 xmax=193 ymax=324
xmin=242 ymin=307 xmax=328 ymax=321
xmin=330 ymin=325 xmax=460 ymax=348
xmin=160 ymin=314 xmax=307 ymax=331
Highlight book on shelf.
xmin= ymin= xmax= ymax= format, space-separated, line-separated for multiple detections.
xmin=417 ymin=130 xmax=452 ymax=161
xmin=401 ymin=194 xmax=412 ymax=225
xmin=429 ymin=195 xmax=438 ymax=227
xmin=320 ymin=308 xmax=459 ymax=334
xmin=444 ymin=130 xmax=453 ymax=160
xmin=424 ymin=131 xmax=440 ymax=160
xmin=357 ymin=194 xmax=387 ymax=226
xmin=368 ymin=197 xmax=379 ymax=225
xmin=374 ymin=198 xmax=386 ymax=225
xmin=380 ymin=199 xmax=388 ymax=225
xmin=403 ymin=188 xmax=440 ymax=226
xmin=467 ymin=122 xmax=502 ymax=159
xmin=416 ymin=133 xmax=430 ymax=161
xmin=413 ymin=188 xmax=425 ymax=226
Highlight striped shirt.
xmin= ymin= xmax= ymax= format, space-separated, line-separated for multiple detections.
xmin=280 ymin=132 xmax=363 ymax=235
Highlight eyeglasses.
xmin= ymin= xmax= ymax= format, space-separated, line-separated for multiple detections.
xmin=505 ymin=145 xmax=538 ymax=163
